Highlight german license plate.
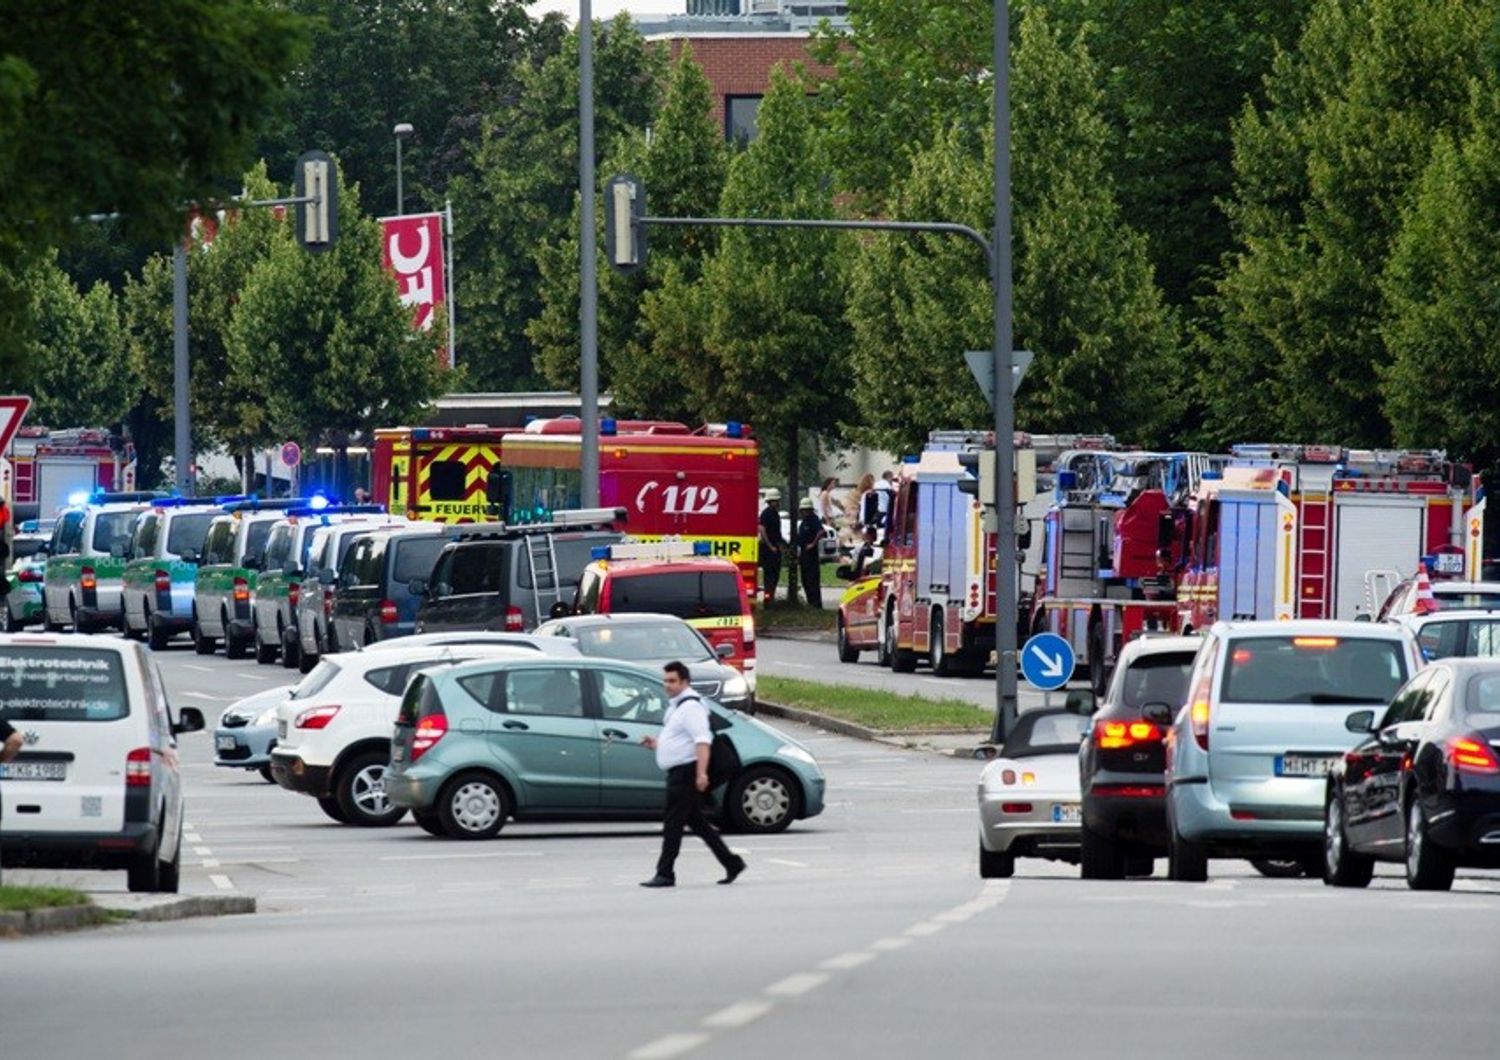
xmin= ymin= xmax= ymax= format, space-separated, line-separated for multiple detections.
xmin=0 ymin=760 xmax=66 ymax=781
xmin=1277 ymin=754 xmax=1337 ymax=777
xmin=1051 ymin=802 xmax=1081 ymax=823
xmin=216 ymin=735 xmax=238 ymax=752
xmin=1433 ymin=553 xmax=1465 ymax=575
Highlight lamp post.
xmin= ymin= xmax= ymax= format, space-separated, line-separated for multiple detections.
xmin=578 ymin=1 xmax=600 ymax=506
xmin=393 ymin=122 xmax=413 ymax=215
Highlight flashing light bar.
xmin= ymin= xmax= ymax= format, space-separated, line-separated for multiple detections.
xmin=592 ymin=538 xmax=712 ymax=563
xmin=547 ymin=507 xmax=627 ymax=527
xmin=286 ymin=503 xmax=387 ymax=519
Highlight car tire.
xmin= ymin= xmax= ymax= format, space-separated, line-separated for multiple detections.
xmin=334 ymin=751 xmax=408 ymax=827
xmin=254 ymin=625 xmax=278 ymax=665
xmin=1323 ymin=794 xmax=1374 ymax=888
xmin=224 ymin=610 xmax=249 ymax=660
xmin=126 ymin=846 xmax=162 ymax=893
xmin=929 ymin=609 xmax=957 ymax=677
xmin=979 ymin=841 xmax=1015 ymax=879
xmin=413 ymin=809 xmax=446 ymax=837
xmin=259 ymin=764 xmax=276 ymax=784
xmin=317 ymin=796 xmax=349 ymax=824
xmin=1 ymin=603 xmax=19 ymax=634
xmin=157 ymin=833 xmax=181 ymax=894
xmin=1405 ymin=796 xmax=1455 ymax=891
xmin=1080 ymin=820 xmax=1126 ymax=880
xmin=836 ymin=614 xmax=860 ymax=663
xmin=1167 ymin=821 xmax=1209 ymax=883
xmin=887 ymin=607 xmax=917 ymax=674
xmin=281 ymin=624 xmax=301 ymax=670
xmin=875 ymin=607 xmax=892 ymax=668
xmin=147 ymin=610 xmax=170 ymax=651
xmin=192 ymin=613 xmax=217 ymax=655
xmin=726 ymin=765 xmax=800 ymax=834
xmin=71 ymin=598 xmax=93 ymax=635
xmin=1124 ymin=855 xmax=1155 ymax=878
xmin=122 ymin=616 xmax=145 ymax=642
xmin=438 ymin=771 xmax=511 ymax=840
xmin=1249 ymin=858 xmax=1306 ymax=879
xmin=298 ymin=648 xmax=319 ymax=674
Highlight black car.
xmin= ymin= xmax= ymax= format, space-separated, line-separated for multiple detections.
xmin=1078 ymin=635 xmax=1200 ymax=879
xmin=1324 ymin=658 xmax=1500 ymax=891
xmin=328 ymin=527 xmax=456 ymax=650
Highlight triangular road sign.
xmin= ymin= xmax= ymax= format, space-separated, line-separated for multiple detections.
xmin=0 ymin=396 xmax=31 ymax=454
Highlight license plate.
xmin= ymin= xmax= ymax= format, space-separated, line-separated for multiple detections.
xmin=1433 ymin=553 xmax=1465 ymax=575
xmin=391 ymin=745 xmax=406 ymax=764
xmin=1051 ymin=802 xmax=1081 ymax=823
xmin=278 ymin=721 xmax=288 ymax=740
xmin=217 ymin=735 xmax=238 ymax=752
xmin=0 ymin=761 xmax=66 ymax=781
xmin=1277 ymin=754 xmax=1338 ymax=777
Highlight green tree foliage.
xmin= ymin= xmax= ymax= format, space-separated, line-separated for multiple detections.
xmin=21 ymin=257 xmax=135 ymax=428
xmin=449 ymin=15 xmax=663 ymax=390
xmin=1205 ymin=0 xmax=1489 ymax=446
xmin=0 ymin=0 xmax=307 ymax=379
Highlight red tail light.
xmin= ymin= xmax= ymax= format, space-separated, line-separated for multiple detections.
xmin=999 ymin=802 xmax=1033 ymax=814
xmin=17 ymin=568 xmax=43 ymax=584
xmin=154 ymin=569 xmax=171 ymax=593
xmin=411 ymin=712 xmax=448 ymax=762
xmin=504 ymin=605 xmax=524 ymax=631
xmin=233 ymin=577 xmax=249 ymax=603
xmin=379 ymin=599 xmax=398 ymax=625
xmin=126 ymin=747 xmax=152 ymax=787
xmin=1448 ymin=734 xmax=1500 ymax=775
xmin=289 ymin=582 xmax=300 ymax=608
xmin=1092 ymin=783 xmax=1166 ymax=798
xmin=323 ymin=588 xmax=334 ymax=618
xmin=1095 ymin=719 xmax=1163 ymax=749
xmin=81 ymin=567 xmax=97 ymax=591
xmin=1190 ymin=700 xmax=1210 ymax=751
xmin=294 ymin=705 xmax=341 ymax=730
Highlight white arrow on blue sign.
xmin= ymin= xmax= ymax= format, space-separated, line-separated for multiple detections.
xmin=1020 ymin=632 xmax=1075 ymax=691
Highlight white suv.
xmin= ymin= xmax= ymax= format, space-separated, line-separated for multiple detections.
xmin=0 ymin=634 xmax=205 ymax=891
xmin=269 ymin=643 xmax=576 ymax=826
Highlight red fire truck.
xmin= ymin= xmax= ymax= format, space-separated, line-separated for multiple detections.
xmin=1176 ymin=444 xmax=1484 ymax=628
xmin=373 ymin=425 xmax=513 ymax=523
xmin=3 ymin=427 xmax=133 ymax=520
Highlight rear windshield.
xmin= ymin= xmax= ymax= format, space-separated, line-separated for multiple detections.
xmin=1221 ymin=636 xmax=1407 ymax=705
xmin=609 ymin=571 xmax=742 ymax=620
xmin=1117 ymin=652 xmax=1196 ymax=710
xmin=243 ymin=519 xmax=274 ymax=562
xmin=574 ymin=622 xmax=712 ymax=662
xmin=393 ymin=536 xmax=447 ymax=585
xmin=166 ymin=512 xmax=216 ymax=555
xmin=1435 ymin=591 xmax=1500 ymax=611
xmin=346 ymin=538 xmax=388 ymax=586
xmin=1463 ymin=674 xmax=1500 ymax=725
xmin=291 ymin=660 xmax=340 ymax=700
xmin=0 ymin=648 xmax=130 ymax=722
xmin=1417 ymin=617 xmax=1500 ymax=660
xmin=11 ymin=537 xmax=46 ymax=561
xmin=395 ymin=673 xmax=443 ymax=726
xmin=92 ymin=511 xmax=138 ymax=553
xmin=1002 ymin=709 xmax=1089 ymax=758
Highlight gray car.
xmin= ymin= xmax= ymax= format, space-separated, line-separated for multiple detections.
xmin=533 ymin=612 xmax=754 ymax=713
xmin=213 ymin=685 xmax=291 ymax=781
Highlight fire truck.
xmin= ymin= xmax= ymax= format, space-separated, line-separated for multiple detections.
xmin=876 ymin=431 xmax=1037 ymax=675
xmin=372 ymin=425 xmax=513 ymax=523
xmin=2 ymin=427 xmax=134 ymax=520
xmin=1176 ymin=444 xmax=1484 ymax=628
xmin=1029 ymin=449 xmax=1225 ymax=693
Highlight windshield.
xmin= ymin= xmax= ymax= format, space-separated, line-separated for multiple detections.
xmin=609 ymin=570 xmax=742 ymax=620
xmin=0 ymin=647 xmax=129 ymax=722
xmin=1002 ymin=709 xmax=1089 ymax=758
xmin=1118 ymin=652 xmax=1196 ymax=710
xmin=394 ymin=536 xmax=447 ymax=585
xmin=91 ymin=510 xmax=138 ymax=552
xmin=1221 ymin=636 xmax=1407 ymax=705
xmin=166 ymin=512 xmax=216 ymax=556
xmin=243 ymin=519 xmax=274 ymax=562
xmin=1435 ymin=590 xmax=1500 ymax=611
xmin=292 ymin=660 xmax=340 ymax=700
xmin=573 ymin=622 xmax=713 ymax=662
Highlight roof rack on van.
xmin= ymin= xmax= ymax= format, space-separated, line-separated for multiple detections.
xmin=452 ymin=507 xmax=627 ymax=541
xmin=220 ymin=497 xmax=310 ymax=513
xmin=591 ymin=540 xmax=712 ymax=562
xmin=285 ymin=503 xmax=388 ymax=518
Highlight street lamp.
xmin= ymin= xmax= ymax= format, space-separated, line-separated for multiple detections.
xmin=393 ymin=122 xmax=414 ymax=215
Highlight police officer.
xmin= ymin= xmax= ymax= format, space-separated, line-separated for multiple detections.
xmin=757 ymin=490 xmax=785 ymax=604
xmin=795 ymin=497 xmax=824 ymax=608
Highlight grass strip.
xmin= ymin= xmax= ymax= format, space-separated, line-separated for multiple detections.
xmin=0 ymin=885 xmax=92 ymax=912
xmin=755 ymin=601 xmax=838 ymax=632
xmin=757 ymin=675 xmax=989 ymax=733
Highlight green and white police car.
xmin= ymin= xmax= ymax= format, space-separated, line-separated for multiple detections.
xmin=121 ymin=499 xmax=225 ymax=650
xmin=42 ymin=493 xmax=164 ymax=633
xmin=192 ymin=499 xmax=307 ymax=658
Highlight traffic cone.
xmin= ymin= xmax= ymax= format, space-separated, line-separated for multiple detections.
xmin=1413 ymin=565 xmax=1439 ymax=616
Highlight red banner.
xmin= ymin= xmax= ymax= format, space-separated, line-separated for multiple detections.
xmin=381 ymin=212 xmax=448 ymax=349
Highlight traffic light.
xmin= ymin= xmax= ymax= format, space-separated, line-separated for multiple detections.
xmin=957 ymin=449 xmax=997 ymax=500
xmin=294 ymin=150 xmax=338 ymax=253
xmin=486 ymin=467 xmax=513 ymax=521
xmin=605 ymin=173 xmax=645 ymax=272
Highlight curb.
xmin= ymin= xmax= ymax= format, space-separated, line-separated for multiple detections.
xmin=0 ymin=904 xmax=108 ymax=938
xmin=0 ymin=894 xmax=255 ymax=939
xmin=107 ymin=894 xmax=257 ymax=923
xmin=755 ymin=700 xmax=993 ymax=758
xmin=758 ymin=629 xmax=836 ymax=644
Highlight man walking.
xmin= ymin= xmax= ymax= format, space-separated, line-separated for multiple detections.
xmin=639 ymin=662 xmax=746 ymax=888
xmin=757 ymin=490 xmax=785 ymax=604
xmin=795 ymin=497 xmax=824 ymax=608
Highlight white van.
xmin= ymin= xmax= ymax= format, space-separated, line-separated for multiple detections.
xmin=0 ymin=635 xmax=205 ymax=892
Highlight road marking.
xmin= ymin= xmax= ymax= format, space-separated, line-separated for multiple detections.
xmin=379 ymin=851 xmax=544 ymax=862
xmin=701 ymin=999 xmax=773 ymax=1029
xmin=200 ymin=858 xmax=220 ymax=868
xmin=819 ymin=951 xmax=875 ymax=971
xmin=626 ymin=1033 xmax=711 ymax=1060
xmin=183 ymin=664 xmax=215 ymax=674
xmin=181 ymin=691 xmax=225 ymax=701
xmin=904 ymin=921 xmax=946 ymax=937
xmin=192 ymin=846 xmax=212 ymax=856
xmin=766 ymin=858 xmax=808 ymax=868
xmin=209 ymin=874 xmax=234 ymax=890
xmin=765 ymin=972 xmax=829 ymax=998
xmin=870 ymin=937 xmax=913 ymax=952
xmin=772 ymin=661 xmax=816 ymax=670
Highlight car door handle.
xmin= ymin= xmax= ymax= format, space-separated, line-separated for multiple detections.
xmin=601 ymin=728 xmax=629 ymax=741
xmin=502 ymin=720 xmax=529 ymax=731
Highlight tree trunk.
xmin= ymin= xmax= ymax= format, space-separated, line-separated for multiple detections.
xmin=785 ymin=423 xmax=799 ymax=605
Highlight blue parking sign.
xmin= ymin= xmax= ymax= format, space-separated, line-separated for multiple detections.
xmin=1020 ymin=632 xmax=1075 ymax=692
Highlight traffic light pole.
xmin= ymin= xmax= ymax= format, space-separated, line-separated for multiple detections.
xmin=578 ymin=0 xmax=600 ymax=507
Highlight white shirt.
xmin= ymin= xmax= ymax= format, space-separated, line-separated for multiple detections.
xmin=656 ymin=689 xmax=712 ymax=770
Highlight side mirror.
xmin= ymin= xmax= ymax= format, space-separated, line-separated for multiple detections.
xmin=1353 ymin=613 xmax=1372 ymax=623
xmin=110 ymin=541 xmax=128 ymax=559
xmin=317 ymin=569 xmax=335 ymax=586
xmin=339 ymin=571 xmax=356 ymax=590
xmin=1345 ymin=709 xmax=1377 ymax=734
xmin=407 ymin=577 xmax=428 ymax=597
xmin=173 ymin=706 xmax=206 ymax=735
xmin=243 ymin=555 xmax=262 ymax=572
xmin=179 ymin=548 xmax=198 ymax=564
xmin=548 ymin=600 xmax=573 ymax=619
xmin=716 ymin=643 xmax=735 ymax=660
xmin=1141 ymin=701 xmax=1174 ymax=726
xmin=1064 ymin=689 xmax=1097 ymax=715
xmin=431 ymin=581 xmax=451 ymax=599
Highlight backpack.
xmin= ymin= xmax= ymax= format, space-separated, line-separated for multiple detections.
xmin=685 ymin=695 xmax=740 ymax=789
xmin=861 ymin=488 xmax=881 ymax=529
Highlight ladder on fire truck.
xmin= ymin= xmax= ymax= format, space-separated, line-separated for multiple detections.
xmin=524 ymin=534 xmax=564 ymax=625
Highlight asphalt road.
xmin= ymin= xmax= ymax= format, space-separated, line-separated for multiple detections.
xmin=5 ymin=645 xmax=1499 ymax=1059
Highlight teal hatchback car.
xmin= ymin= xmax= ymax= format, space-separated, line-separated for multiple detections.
xmin=385 ymin=658 xmax=825 ymax=839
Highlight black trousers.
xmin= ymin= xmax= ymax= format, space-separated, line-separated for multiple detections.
xmin=760 ymin=548 xmax=782 ymax=600
xmin=799 ymin=553 xmax=822 ymax=608
xmin=656 ymin=764 xmax=737 ymax=879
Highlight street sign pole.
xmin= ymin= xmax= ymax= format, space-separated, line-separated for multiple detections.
xmin=992 ymin=0 xmax=1019 ymax=746
xmin=578 ymin=0 xmax=600 ymax=507
xmin=172 ymin=240 xmax=191 ymax=495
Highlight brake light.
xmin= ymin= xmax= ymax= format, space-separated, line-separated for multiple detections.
xmin=154 ymin=569 xmax=171 ymax=593
xmin=744 ymin=614 xmax=755 ymax=645
xmin=81 ymin=566 xmax=96 ymax=591
xmin=233 ymin=577 xmax=249 ymax=603
xmin=411 ymin=712 xmax=448 ymax=762
xmin=999 ymin=802 xmax=1033 ymax=814
xmin=289 ymin=582 xmax=300 ymax=608
xmin=380 ymin=599 xmax=398 ymax=625
xmin=323 ymin=588 xmax=334 ymax=618
xmin=17 ymin=568 xmax=43 ymax=584
xmin=1448 ymin=734 xmax=1500 ymax=775
xmin=1293 ymin=637 xmax=1339 ymax=649
xmin=1095 ymin=719 xmax=1162 ymax=749
xmin=126 ymin=747 xmax=152 ymax=787
xmin=1190 ymin=700 xmax=1210 ymax=751
xmin=504 ymin=605 xmax=524 ymax=631
xmin=1092 ymin=783 xmax=1166 ymax=798
xmin=294 ymin=705 xmax=341 ymax=730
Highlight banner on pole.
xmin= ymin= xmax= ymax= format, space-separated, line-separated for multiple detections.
xmin=380 ymin=212 xmax=449 ymax=364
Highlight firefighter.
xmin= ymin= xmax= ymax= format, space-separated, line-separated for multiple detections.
xmin=758 ymin=490 xmax=786 ymax=604
xmin=795 ymin=496 xmax=824 ymax=608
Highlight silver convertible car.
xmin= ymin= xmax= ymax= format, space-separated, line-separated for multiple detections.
xmin=977 ymin=706 xmax=1093 ymax=878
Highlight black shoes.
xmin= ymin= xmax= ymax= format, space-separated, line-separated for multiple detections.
xmin=719 ymin=858 xmax=747 ymax=886
xmin=639 ymin=875 xmax=675 ymax=888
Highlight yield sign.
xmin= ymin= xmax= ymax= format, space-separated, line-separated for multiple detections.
xmin=0 ymin=396 xmax=32 ymax=455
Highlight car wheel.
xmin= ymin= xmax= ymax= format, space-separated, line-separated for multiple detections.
xmin=929 ymin=608 xmax=957 ymax=677
xmin=122 ymin=615 xmax=145 ymax=641
xmin=1249 ymin=858 xmax=1306 ymax=879
xmin=836 ymin=614 xmax=860 ymax=663
xmin=1405 ymin=796 xmax=1455 ymax=891
xmin=438 ymin=771 xmax=511 ymax=840
xmin=335 ymin=752 xmax=408 ymax=827
xmin=71 ymin=598 xmax=93 ymax=634
xmin=147 ymin=609 xmax=170 ymax=651
xmin=979 ymin=840 xmax=1015 ymax=879
xmin=259 ymin=764 xmax=276 ymax=784
xmin=726 ymin=765 xmax=800 ymax=834
xmin=1323 ymin=794 xmax=1373 ymax=888
xmin=876 ymin=607 xmax=892 ymax=668
xmin=888 ymin=608 xmax=917 ymax=674
xmin=317 ymin=796 xmax=349 ymax=824
xmin=126 ymin=846 xmax=161 ymax=893
xmin=1 ymin=603 xmax=19 ymax=634
xmin=1088 ymin=619 xmax=1109 ymax=696
xmin=157 ymin=833 xmax=182 ymax=894
xmin=224 ymin=610 xmax=249 ymax=660
xmin=1079 ymin=820 xmax=1126 ymax=880
xmin=413 ymin=809 xmax=445 ymax=837
xmin=1167 ymin=815 xmax=1209 ymax=883
xmin=298 ymin=648 xmax=319 ymax=674
xmin=281 ymin=624 xmax=301 ymax=670
xmin=254 ymin=624 xmax=278 ymax=665
xmin=1124 ymin=855 xmax=1155 ymax=878
xmin=192 ymin=613 xmax=217 ymax=655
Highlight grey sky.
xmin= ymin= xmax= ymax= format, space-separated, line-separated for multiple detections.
xmin=528 ymin=1 xmax=682 ymax=22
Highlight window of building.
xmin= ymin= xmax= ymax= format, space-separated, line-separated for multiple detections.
xmin=726 ymin=95 xmax=763 ymax=146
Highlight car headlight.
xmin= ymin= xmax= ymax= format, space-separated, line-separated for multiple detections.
xmin=722 ymin=673 xmax=749 ymax=699
xmin=775 ymin=744 xmax=817 ymax=767
xmin=254 ymin=706 xmax=280 ymax=727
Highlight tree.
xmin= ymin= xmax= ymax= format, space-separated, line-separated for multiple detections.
xmin=0 ymin=1 xmax=307 ymax=379
xmin=21 ymin=257 xmax=135 ymax=428
xmin=448 ymin=14 xmax=663 ymax=390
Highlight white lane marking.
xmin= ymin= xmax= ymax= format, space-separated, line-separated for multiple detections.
xmin=200 ymin=858 xmax=220 ymax=868
xmin=904 ymin=921 xmax=946 ymax=937
xmin=378 ymin=851 xmax=544 ymax=862
xmin=209 ymin=874 xmax=234 ymax=890
xmin=772 ymin=661 xmax=816 ymax=670
xmin=181 ymin=691 xmax=226 ymax=701
xmin=766 ymin=858 xmax=808 ymax=868
xmin=701 ymin=999 xmax=774 ymax=1029
xmin=819 ymin=951 xmax=875 ymax=971
xmin=192 ymin=846 xmax=213 ymax=856
xmin=183 ymin=665 xmax=215 ymax=674
xmin=764 ymin=972 xmax=828 ymax=998
xmin=626 ymin=1033 xmax=711 ymax=1060
xmin=870 ymin=937 xmax=913 ymax=952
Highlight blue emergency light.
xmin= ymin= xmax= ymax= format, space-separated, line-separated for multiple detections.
xmin=591 ymin=546 xmax=611 ymax=560
xmin=213 ymin=494 xmax=250 ymax=505
xmin=692 ymin=541 xmax=712 ymax=556
xmin=725 ymin=421 xmax=743 ymax=439
xmin=67 ymin=490 xmax=91 ymax=506
xmin=1200 ymin=471 xmax=1222 ymax=481
xmin=1056 ymin=470 xmax=1078 ymax=491
xmin=307 ymin=493 xmax=330 ymax=511
xmin=903 ymin=454 xmax=919 ymax=464
xmin=601 ymin=418 xmax=617 ymax=436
